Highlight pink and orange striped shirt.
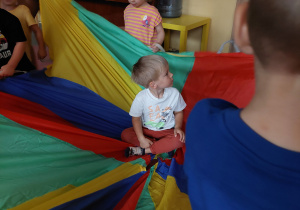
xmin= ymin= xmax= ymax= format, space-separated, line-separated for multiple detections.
xmin=124 ymin=4 xmax=162 ymax=46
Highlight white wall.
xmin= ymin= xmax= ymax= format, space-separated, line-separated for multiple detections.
xmin=168 ymin=0 xmax=237 ymax=52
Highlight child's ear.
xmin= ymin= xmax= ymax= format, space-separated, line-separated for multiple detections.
xmin=233 ymin=2 xmax=253 ymax=55
xmin=149 ymin=81 xmax=157 ymax=89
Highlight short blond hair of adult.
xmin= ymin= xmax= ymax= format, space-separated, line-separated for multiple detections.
xmin=131 ymin=55 xmax=168 ymax=88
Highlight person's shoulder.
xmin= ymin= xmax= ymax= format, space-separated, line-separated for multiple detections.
xmin=146 ymin=4 xmax=157 ymax=9
xmin=186 ymin=99 xmax=239 ymax=141
xmin=135 ymin=88 xmax=148 ymax=98
xmin=1 ymin=8 xmax=19 ymax=22
xmin=17 ymin=5 xmax=32 ymax=15
xmin=131 ymin=89 xmax=147 ymax=108
xmin=0 ymin=8 xmax=13 ymax=17
xmin=125 ymin=4 xmax=133 ymax=11
xmin=0 ymin=8 xmax=8 ymax=16
xmin=195 ymin=98 xmax=237 ymax=111
xmin=17 ymin=4 xmax=30 ymax=10
xmin=0 ymin=8 xmax=7 ymax=13
xmin=189 ymin=98 xmax=238 ymax=120
xmin=166 ymin=87 xmax=182 ymax=97
xmin=9 ymin=5 xmax=32 ymax=20
xmin=166 ymin=87 xmax=179 ymax=94
xmin=146 ymin=4 xmax=160 ymax=13
xmin=12 ymin=4 xmax=28 ymax=12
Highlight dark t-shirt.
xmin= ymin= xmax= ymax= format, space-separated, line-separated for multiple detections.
xmin=184 ymin=98 xmax=300 ymax=210
xmin=0 ymin=8 xmax=35 ymax=71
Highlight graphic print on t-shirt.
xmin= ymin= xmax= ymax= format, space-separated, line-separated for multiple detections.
xmin=142 ymin=15 xmax=151 ymax=27
xmin=144 ymin=105 xmax=172 ymax=129
xmin=0 ymin=31 xmax=11 ymax=59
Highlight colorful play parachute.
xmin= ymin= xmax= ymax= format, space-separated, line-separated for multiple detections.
xmin=0 ymin=0 xmax=255 ymax=209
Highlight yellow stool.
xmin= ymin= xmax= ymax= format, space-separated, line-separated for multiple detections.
xmin=162 ymin=15 xmax=211 ymax=52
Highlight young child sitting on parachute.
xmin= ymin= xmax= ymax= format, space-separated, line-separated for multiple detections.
xmin=121 ymin=55 xmax=185 ymax=157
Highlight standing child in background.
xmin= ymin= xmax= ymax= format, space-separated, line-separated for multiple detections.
xmin=0 ymin=8 xmax=35 ymax=78
xmin=1 ymin=0 xmax=47 ymax=67
xmin=124 ymin=0 xmax=165 ymax=53
xmin=121 ymin=55 xmax=185 ymax=157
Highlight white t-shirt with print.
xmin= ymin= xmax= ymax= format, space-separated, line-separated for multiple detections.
xmin=129 ymin=87 xmax=186 ymax=131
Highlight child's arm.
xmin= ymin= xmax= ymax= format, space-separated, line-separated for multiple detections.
xmin=132 ymin=116 xmax=153 ymax=148
xmin=174 ymin=111 xmax=185 ymax=142
xmin=151 ymin=23 xmax=165 ymax=53
xmin=0 ymin=41 xmax=26 ymax=79
xmin=30 ymin=24 xmax=47 ymax=60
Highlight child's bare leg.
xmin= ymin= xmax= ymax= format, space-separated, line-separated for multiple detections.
xmin=145 ymin=148 xmax=151 ymax=154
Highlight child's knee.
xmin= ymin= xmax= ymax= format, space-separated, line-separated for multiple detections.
xmin=121 ymin=127 xmax=133 ymax=141
xmin=121 ymin=132 xmax=125 ymax=141
xmin=120 ymin=129 xmax=126 ymax=140
xmin=174 ymin=135 xmax=185 ymax=148
xmin=177 ymin=141 xmax=185 ymax=148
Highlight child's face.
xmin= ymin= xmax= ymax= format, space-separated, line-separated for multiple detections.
xmin=154 ymin=65 xmax=173 ymax=89
xmin=1 ymin=0 xmax=17 ymax=6
xmin=128 ymin=0 xmax=148 ymax=8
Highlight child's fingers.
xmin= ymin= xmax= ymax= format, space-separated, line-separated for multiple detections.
xmin=179 ymin=132 xmax=185 ymax=142
xmin=175 ymin=130 xmax=186 ymax=143
xmin=180 ymin=135 xmax=184 ymax=142
xmin=147 ymin=139 xmax=153 ymax=146
xmin=152 ymin=48 xmax=159 ymax=53
xmin=177 ymin=132 xmax=183 ymax=141
xmin=181 ymin=133 xmax=185 ymax=141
